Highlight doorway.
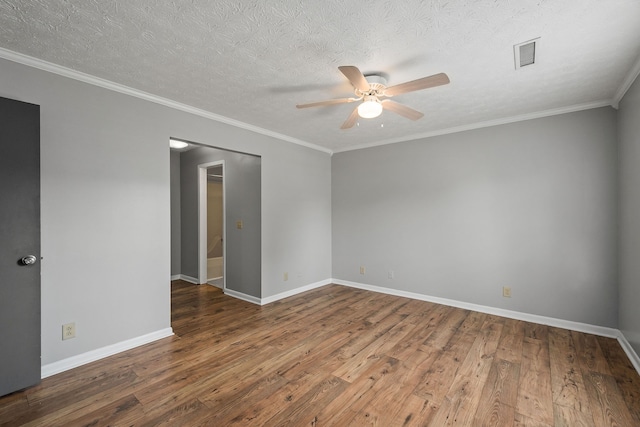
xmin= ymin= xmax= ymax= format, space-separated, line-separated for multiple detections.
xmin=170 ymin=141 xmax=261 ymax=300
xmin=199 ymin=162 xmax=225 ymax=288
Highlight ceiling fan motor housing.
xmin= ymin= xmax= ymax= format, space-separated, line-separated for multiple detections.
xmin=360 ymin=74 xmax=388 ymax=96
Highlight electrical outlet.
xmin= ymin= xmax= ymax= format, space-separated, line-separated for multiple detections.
xmin=284 ymin=272 xmax=288 ymax=281
xmin=360 ymin=266 xmax=365 ymax=275
xmin=503 ymin=287 xmax=512 ymax=298
xmin=62 ymin=322 xmax=76 ymax=340
xmin=388 ymin=270 xmax=395 ymax=279
xmin=236 ymin=220 xmax=243 ymax=229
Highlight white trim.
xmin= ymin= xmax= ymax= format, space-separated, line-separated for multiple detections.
xmin=613 ymin=54 xmax=640 ymax=107
xmin=2 ymin=47 xmax=631 ymax=156
xmin=0 ymin=47 xmax=332 ymax=155
xmin=261 ymin=279 xmax=333 ymax=305
xmin=333 ymin=100 xmax=613 ymax=153
xmin=198 ymin=161 xmax=225 ymax=287
xmin=617 ymin=332 xmax=640 ymax=375
xmin=331 ymin=278 xmax=640 ymax=376
xmin=198 ymin=164 xmax=207 ymax=284
xmin=37 ymin=278 xmax=640 ymax=377
xmin=331 ymin=279 xmax=619 ymax=338
xmin=178 ymin=274 xmax=199 ymax=284
xmin=170 ymin=274 xmax=181 ymax=281
xmin=41 ymin=328 xmax=174 ymax=378
xmin=224 ymin=288 xmax=262 ymax=305
xmin=206 ymin=279 xmax=224 ymax=289
xmin=1 ymin=47 xmax=625 ymax=157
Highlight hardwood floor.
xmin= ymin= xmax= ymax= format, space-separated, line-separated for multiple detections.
xmin=1 ymin=281 xmax=639 ymax=426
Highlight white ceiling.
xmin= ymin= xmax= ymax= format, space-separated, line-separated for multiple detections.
xmin=1 ymin=0 xmax=639 ymax=153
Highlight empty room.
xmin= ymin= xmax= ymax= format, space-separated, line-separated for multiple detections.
xmin=1 ymin=1 xmax=640 ymax=425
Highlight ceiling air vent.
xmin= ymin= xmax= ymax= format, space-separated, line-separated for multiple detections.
xmin=514 ymin=38 xmax=540 ymax=69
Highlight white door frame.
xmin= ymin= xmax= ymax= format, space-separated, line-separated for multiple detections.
xmin=198 ymin=160 xmax=225 ymax=289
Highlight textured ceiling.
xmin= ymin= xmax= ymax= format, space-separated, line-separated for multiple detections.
xmin=1 ymin=0 xmax=639 ymax=152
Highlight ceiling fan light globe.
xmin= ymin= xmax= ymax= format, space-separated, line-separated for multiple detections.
xmin=358 ymin=99 xmax=383 ymax=119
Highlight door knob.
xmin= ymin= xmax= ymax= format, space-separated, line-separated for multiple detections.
xmin=21 ymin=255 xmax=37 ymax=265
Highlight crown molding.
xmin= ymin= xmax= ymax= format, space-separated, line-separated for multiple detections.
xmin=2 ymin=46 xmax=631 ymax=157
xmin=0 ymin=47 xmax=332 ymax=155
xmin=333 ymin=100 xmax=614 ymax=153
xmin=612 ymin=54 xmax=640 ymax=108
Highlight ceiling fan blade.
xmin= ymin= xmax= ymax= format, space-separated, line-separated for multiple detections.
xmin=340 ymin=106 xmax=360 ymax=129
xmin=381 ymin=99 xmax=424 ymax=120
xmin=338 ymin=66 xmax=371 ymax=92
xmin=384 ymin=73 xmax=450 ymax=96
xmin=296 ymin=97 xmax=358 ymax=109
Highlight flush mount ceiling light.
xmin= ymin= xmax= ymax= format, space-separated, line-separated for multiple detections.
xmin=357 ymin=96 xmax=383 ymax=118
xmin=169 ymin=139 xmax=188 ymax=149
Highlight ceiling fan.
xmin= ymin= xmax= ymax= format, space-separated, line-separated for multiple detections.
xmin=296 ymin=66 xmax=450 ymax=129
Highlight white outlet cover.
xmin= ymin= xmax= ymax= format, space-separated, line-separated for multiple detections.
xmin=62 ymin=323 xmax=76 ymax=340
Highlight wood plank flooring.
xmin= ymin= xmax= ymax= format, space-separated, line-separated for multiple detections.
xmin=1 ymin=281 xmax=639 ymax=426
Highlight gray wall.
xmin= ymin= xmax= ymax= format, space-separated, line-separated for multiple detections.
xmin=180 ymin=146 xmax=261 ymax=298
xmin=619 ymin=74 xmax=640 ymax=353
xmin=170 ymin=150 xmax=181 ymax=276
xmin=0 ymin=58 xmax=171 ymax=364
xmin=333 ymin=107 xmax=619 ymax=327
xmin=0 ymin=56 xmax=332 ymax=366
xmin=4 ymin=45 xmax=630 ymax=368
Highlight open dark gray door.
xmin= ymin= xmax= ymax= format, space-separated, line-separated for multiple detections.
xmin=0 ymin=96 xmax=41 ymax=396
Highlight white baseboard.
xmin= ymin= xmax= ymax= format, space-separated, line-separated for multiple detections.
xmin=224 ymin=288 xmax=261 ymax=305
xmin=37 ymin=279 xmax=640 ymax=379
xmin=177 ymin=274 xmax=199 ymax=284
xmin=332 ymin=278 xmax=640 ymax=375
xmin=617 ymin=331 xmax=640 ymax=375
xmin=41 ymin=327 xmax=174 ymax=378
xmin=174 ymin=274 xmax=222 ymax=287
xmin=206 ymin=280 xmax=223 ymax=289
xmin=332 ymin=279 xmax=619 ymax=338
xmin=261 ymin=279 xmax=332 ymax=305
xmin=221 ymin=279 xmax=331 ymax=306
